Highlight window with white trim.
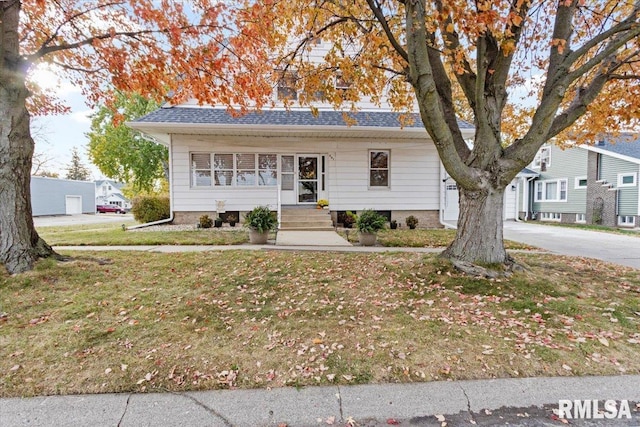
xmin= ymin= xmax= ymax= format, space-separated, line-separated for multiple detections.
xmin=191 ymin=153 xmax=278 ymax=188
xmin=533 ymin=146 xmax=551 ymax=170
xmin=617 ymin=172 xmax=637 ymax=187
xmin=369 ymin=150 xmax=389 ymax=187
xmin=574 ymin=176 xmax=587 ymax=189
xmin=618 ymin=215 xmax=636 ymax=226
xmin=191 ymin=153 xmax=212 ymax=187
xmin=576 ymin=213 xmax=586 ymax=223
xmin=534 ymin=179 xmax=568 ymax=202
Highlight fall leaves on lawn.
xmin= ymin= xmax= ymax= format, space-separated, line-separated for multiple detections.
xmin=1 ymin=251 xmax=639 ymax=397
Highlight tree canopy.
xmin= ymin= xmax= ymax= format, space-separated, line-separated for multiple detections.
xmin=87 ymin=91 xmax=167 ymax=192
xmin=262 ymin=0 xmax=640 ymax=271
xmin=1 ymin=0 xmax=280 ymax=274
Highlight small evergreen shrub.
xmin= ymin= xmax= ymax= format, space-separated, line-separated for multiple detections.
xmin=131 ymin=195 xmax=170 ymax=223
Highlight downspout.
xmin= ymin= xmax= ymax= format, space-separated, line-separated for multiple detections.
xmin=127 ymin=134 xmax=175 ymax=229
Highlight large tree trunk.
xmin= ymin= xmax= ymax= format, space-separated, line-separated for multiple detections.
xmin=442 ymin=185 xmax=509 ymax=265
xmin=1 ymin=0 xmax=57 ymax=274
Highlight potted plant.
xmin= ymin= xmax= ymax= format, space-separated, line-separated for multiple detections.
xmin=389 ymin=219 xmax=398 ymax=230
xmin=406 ymin=215 xmax=419 ymax=229
xmin=199 ymin=214 xmax=213 ymax=229
xmin=227 ymin=213 xmax=237 ymax=227
xmin=244 ymin=206 xmax=277 ymax=244
xmin=343 ymin=211 xmax=357 ymax=228
xmin=214 ymin=217 xmax=223 ymax=228
xmin=317 ymin=199 xmax=329 ymax=209
xmin=356 ymin=209 xmax=386 ymax=246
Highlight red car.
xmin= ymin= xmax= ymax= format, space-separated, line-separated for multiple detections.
xmin=96 ymin=204 xmax=127 ymax=214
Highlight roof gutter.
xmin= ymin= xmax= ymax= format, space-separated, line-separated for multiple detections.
xmin=126 ymin=134 xmax=175 ymax=230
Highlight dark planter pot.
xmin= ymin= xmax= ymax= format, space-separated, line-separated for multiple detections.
xmin=390 ymin=223 xmax=398 ymax=230
xmin=229 ymin=221 xmax=236 ymax=227
xmin=409 ymin=225 xmax=416 ymax=230
xmin=214 ymin=219 xmax=223 ymax=228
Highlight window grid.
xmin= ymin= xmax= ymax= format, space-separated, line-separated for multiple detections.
xmin=191 ymin=153 xmax=278 ymax=188
xmin=369 ymin=150 xmax=390 ymax=188
xmin=534 ymin=179 xmax=568 ymax=202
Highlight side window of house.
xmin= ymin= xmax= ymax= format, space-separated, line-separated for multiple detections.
xmin=191 ymin=153 xmax=212 ymax=187
xmin=281 ymin=155 xmax=294 ymax=190
xmin=369 ymin=150 xmax=389 ymax=187
xmin=236 ymin=154 xmax=256 ymax=186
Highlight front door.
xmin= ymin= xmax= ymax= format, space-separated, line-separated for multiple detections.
xmin=297 ymin=155 xmax=320 ymax=204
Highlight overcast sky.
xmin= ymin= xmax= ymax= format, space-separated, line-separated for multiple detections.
xmin=30 ymin=66 xmax=103 ymax=180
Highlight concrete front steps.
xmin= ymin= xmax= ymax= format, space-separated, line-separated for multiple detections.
xmin=279 ymin=206 xmax=334 ymax=231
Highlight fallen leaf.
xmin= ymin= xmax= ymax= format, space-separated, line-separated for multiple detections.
xmin=386 ymin=419 xmax=400 ymax=425
xmin=325 ymin=415 xmax=335 ymax=425
xmin=435 ymin=414 xmax=446 ymax=422
xmin=598 ymin=337 xmax=609 ymax=347
xmin=105 ymin=368 xmax=112 ymax=374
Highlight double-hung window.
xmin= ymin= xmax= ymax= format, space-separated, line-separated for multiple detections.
xmin=369 ymin=150 xmax=390 ymax=188
xmin=534 ymin=179 xmax=567 ymax=202
xmin=192 ymin=153 xmax=212 ymax=187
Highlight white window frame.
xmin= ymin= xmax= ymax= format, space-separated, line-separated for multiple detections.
xmin=369 ymin=150 xmax=390 ymax=188
xmin=190 ymin=153 xmax=278 ymax=188
xmin=191 ymin=153 xmax=212 ymax=187
xmin=534 ymin=179 xmax=568 ymax=202
xmin=574 ymin=176 xmax=587 ymax=189
xmin=618 ymin=215 xmax=636 ymax=226
xmin=533 ymin=146 xmax=551 ymax=169
xmin=576 ymin=213 xmax=586 ymax=223
xmin=617 ymin=172 xmax=637 ymax=187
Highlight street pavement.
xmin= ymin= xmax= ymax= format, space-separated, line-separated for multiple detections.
xmin=2 ymin=376 xmax=639 ymax=426
xmin=503 ymin=221 xmax=640 ymax=269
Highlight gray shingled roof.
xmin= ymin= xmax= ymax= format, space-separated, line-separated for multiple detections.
xmin=594 ymin=134 xmax=640 ymax=160
xmin=134 ymin=107 xmax=475 ymax=129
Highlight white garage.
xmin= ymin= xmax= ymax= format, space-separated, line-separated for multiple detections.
xmin=65 ymin=195 xmax=83 ymax=215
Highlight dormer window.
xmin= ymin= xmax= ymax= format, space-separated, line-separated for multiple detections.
xmin=277 ymin=70 xmax=298 ymax=101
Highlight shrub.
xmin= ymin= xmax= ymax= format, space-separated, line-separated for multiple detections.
xmin=131 ymin=195 xmax=170 ymax=223
xmin=244 ymin=206 xmax=277 ymax=233
xmin=405 ymin=215 xmax=419 ymax=229
xmin=199 ymin=215 xmax=213 ymax=228
xmin=356 ymin=209 xmax=387 ymax=233
xmin=343 ymin=211 xmax=357 ymax=228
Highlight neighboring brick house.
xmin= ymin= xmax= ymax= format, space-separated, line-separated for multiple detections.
xmin=522 ymin=134 xmax=639 ymax=227
xmin=95 ymin=179 xmax=132 ymax=210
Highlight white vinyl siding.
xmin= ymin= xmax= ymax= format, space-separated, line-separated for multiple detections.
xmin=173 ymin=136 xmax=440 ymax=212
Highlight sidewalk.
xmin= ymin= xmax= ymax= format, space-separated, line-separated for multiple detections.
xmin=2 ymin=376 xmax=639 ymax=426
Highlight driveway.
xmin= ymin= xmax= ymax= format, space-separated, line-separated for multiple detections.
xmin=34 ymin=213 xmax=134 ymax=228
xmin=503 ymin=221 xmax=640 ymax=270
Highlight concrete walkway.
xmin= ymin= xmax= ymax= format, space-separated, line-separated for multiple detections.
xmin=275 ymin=230 xmax=352 ymax=246
xmin=2 ymin=376 xmax=639 ymax=426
